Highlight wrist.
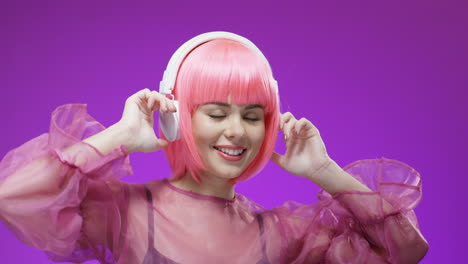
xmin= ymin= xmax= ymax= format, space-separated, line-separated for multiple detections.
xmin=305 ymin=158 xmax=335 ymax=182
xmin=110 ymin=122 xmax=136 ymax=153
xmin=307 ymin=160 xmax=372 ymax=195
xmin=83 ymin=122 xmax=133 ymax=155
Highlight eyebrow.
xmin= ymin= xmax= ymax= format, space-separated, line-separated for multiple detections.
xmin=204 ymin=102 xmax=264 ymax=109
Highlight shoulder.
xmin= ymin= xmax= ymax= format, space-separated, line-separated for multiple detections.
xmin=235 ymin=193 xmax=264 ymax=211
xmin=124 ymin=178 xmax=167 ymax=200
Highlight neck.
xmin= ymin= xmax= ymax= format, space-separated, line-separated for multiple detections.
xmin=168 ymin=171 xmax=236 ymax=200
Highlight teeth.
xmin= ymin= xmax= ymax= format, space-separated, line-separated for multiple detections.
xmin=214 ymin=147 xmax=244 ymax=156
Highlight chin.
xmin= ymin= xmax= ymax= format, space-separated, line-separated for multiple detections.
xmin=219 ymin=172 xmax=242 ymax=180
xmin=209 ymin=168 xmax=243 ymax=180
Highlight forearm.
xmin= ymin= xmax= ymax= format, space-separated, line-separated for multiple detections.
xmin=310 ymin=158 xmax=429 ymax=262
xmin=307 ymin=160 xmax=371 ymax=195
xmin=82 ymin=122 xmax=132 ymax=156
xmin=0 ymin=123 xmax=130 ymax=202
xmin=0 ymin=156 xmax=66 ymax=203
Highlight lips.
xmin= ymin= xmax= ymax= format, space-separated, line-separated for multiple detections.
xmin=213 ymin=145 xmax=247 ymax=161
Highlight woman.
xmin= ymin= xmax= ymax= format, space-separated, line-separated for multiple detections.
xmin=0 ymin=32 xmax=428 ymax=263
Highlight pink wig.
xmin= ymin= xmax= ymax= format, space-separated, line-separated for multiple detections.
xmin=162 ymin=39 xmax=280 ymax=184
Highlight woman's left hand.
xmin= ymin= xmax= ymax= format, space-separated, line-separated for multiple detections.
xmin=271 ymin=112 xmax=332 ymax=179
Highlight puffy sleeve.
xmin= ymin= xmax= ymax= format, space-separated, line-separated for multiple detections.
xmin=0 ymin=104 xmax=133 ymax=263
xmin=268 ymin=158 xmax=428 ymax=264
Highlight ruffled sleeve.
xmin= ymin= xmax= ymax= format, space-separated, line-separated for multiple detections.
xmin=268 ymin=158 xmax=428 ymax=264
xmin=0 ymin=104 xmax=133 ymax=263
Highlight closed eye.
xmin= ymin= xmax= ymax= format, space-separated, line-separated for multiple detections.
xmin=208 ymin=114 xmax=261 ymax=121
xmin=208 ymin=115 xmax=225 ymax=119
xmin=244 ymin=117 xmax=260 ymax=121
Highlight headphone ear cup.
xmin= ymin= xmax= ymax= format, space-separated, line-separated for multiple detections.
xmin=158 ymin=100 xmax=180 ymax=142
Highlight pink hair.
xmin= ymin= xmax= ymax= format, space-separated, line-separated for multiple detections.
xmin=162 ymin=39 xmax=280 ymax=184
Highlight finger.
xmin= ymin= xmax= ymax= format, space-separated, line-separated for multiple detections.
xmin=270 ymin=151 xmax=284 ymax=168
xmin=147 ymin=92 xmax=156 ymax=110
xmin=163 ymin=97 xmax=176 ymax=112
xmin=154 ymin=138 xmax=169 ymax=150
xmin=167 ymin=98 xmax=177 ymax=112
xmin=137 ymin=88 xmax=151 ymax=100
xmin=152 ymin=91 xmax=162 ymax=110
xmin=294 ymin=118 xmax=311 ymax=134
xmin=154 ymin=91 xmax=169 ymax=112
xmin=160 ymin=96 xmax=168 ymax=112
xmin=300 ymin=118 xmax=320 ymax=137
xmin=139 ymin=88 xmax=150 ymax=95
xmin=144 ymin=138 xmax=170 ymax=153
xmin=282 ymin=113 xmax=297 ymax=140
xmin=149 ymin=91 xmax=164 ymax=112
xmin=280 ymin=112 xmax=294 ymax=130
xmin=127 ymin=88 xmax=148 ymax=104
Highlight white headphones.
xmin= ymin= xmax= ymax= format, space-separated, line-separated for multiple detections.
xmin=158 ymin=31 xmax=278 ymax=142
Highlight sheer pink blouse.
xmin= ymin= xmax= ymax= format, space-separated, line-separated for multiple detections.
xmin=0 ymin=104 xmax=428 ymax=263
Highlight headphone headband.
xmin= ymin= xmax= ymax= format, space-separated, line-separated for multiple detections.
xmin=159 ymin=31 xmax=277 ymax=95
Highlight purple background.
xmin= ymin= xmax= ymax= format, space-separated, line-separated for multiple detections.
xmin=1 ymin=0 xmax=466 ymax=263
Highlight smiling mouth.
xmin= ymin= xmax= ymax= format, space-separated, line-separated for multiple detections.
xmin=213 ymin=146 xmax=246 ymax=156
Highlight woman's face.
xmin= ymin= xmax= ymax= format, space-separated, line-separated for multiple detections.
xmin=191 ymin=101 xmax=265 ymax=180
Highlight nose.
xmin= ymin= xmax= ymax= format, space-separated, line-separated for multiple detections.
xmin=224 ymin=115 xmax=246 ymax=140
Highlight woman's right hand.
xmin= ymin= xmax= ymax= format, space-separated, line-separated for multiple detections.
xmin=117 ymin=88 xmax=177 ymax=153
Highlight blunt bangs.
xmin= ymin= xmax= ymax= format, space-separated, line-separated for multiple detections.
xmin=163 ymin=38 xmax=280 ymax=183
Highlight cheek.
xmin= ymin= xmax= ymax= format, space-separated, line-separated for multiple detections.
xmin=193 ymin=130 xmax=223 ymax=155
xmin=192 ymin=116 xmax=217 ymax=144
xmin=194 ymin=131 xmax=215 ymax=148
xmin=251 ymin=126 xmax=266 ymax=148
